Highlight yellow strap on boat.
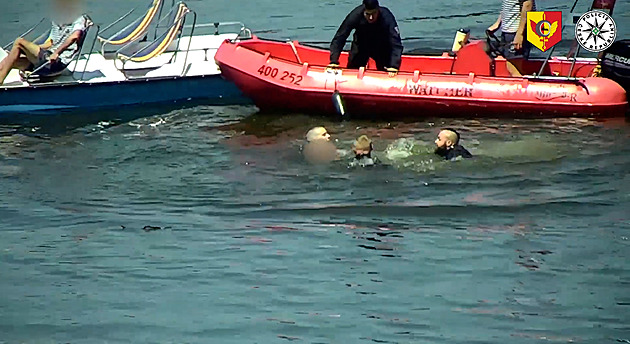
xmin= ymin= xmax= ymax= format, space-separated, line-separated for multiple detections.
xmin=123 ymin=3 xmax=188 ymax=62
xmin=99 ymin=0 xmax=162 ymax=45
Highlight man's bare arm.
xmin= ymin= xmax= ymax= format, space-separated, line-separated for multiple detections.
xmin=514 ymin=0 xmax=533 ymax=50
xmin=49 ymin=31 xmax=82 ymax=62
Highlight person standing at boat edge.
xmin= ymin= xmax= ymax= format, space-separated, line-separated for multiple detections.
xmin=328 ymin=0 xmax=403 ymax=77
xmin=487 ymin=0 xmax=536 ymax=76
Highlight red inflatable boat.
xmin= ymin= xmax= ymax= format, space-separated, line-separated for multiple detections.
xmin=215 ymin=36 xmax=628 ymax=118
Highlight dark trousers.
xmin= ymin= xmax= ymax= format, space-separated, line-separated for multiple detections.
xmin=346 ymin=42 xmax=389 ymax=71
xmin=500 ymin=32 xmax=532 ymax=59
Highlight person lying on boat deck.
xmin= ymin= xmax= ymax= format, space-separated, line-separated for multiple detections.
xmin=0 ymin=14 xmax=87 ymax=84
xmin=434 ymin=128 xmax=473 ymax=160
xmin=487 ymin=0 xmax=535 ymax=77
xmin=349 ymin=135 xmax=379 ymax=167
xmin=302 ymin=126 xmax=339 ymax=164
xmin=328 ymin=0 xmax=403 ymax=77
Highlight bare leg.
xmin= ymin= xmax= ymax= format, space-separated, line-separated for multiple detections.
xmin=0 ymin=38 xmax=42 ymax=84
xmin=12 ymin=38 xmax=42 ymax=64
xmin=506 ymin=60 xmax=523 ymax=77
xmin=12 ymin=58 xmax=32 ymax=70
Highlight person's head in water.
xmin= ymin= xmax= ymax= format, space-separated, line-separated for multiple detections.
xmin=303 ymin=126 xmax=337 ymax=164
xmin=435 ymin=128 xmax=459 ymax=149
xmin=363 ymin=0 xmax=380 ymax=24
xmin=434 ymin=128 xmax=473 ymax=160
xmin=306 ymin=126 xmax=331 ymax=142
xmin=353 ymin=135 xmax=373 ymax=158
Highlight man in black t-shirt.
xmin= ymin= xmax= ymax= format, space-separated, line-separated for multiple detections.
xmin=328 ymin=0 xmax=403 ymax=77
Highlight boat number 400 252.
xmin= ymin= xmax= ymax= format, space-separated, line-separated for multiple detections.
xmin=258 ymin=65 xmax=303 ymax=85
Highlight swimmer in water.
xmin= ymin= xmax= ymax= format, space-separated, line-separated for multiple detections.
xmin=306 ymin=126 xmax=331 ymax=142
xmin=302 ymin=126 xmax=338 ymax=164
xmin=434 ymin=128 xmax=473 ymax=160
xmin=349 ymin=135 xmax=378 ymax=167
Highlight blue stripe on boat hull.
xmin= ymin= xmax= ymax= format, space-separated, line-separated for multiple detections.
xmin=0 ymin=75 xmax=252 ymax=116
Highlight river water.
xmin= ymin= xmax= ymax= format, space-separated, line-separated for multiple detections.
xmin=1 ymin=1 xmax=629 ymax=343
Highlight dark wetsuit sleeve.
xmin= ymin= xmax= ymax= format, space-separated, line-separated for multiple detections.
xmin=330 ymin=7 xmax=362 ymax=65
xmin=445 ymin=145 xmax=473 ymax=160
xmin=385 ymin=12 xmax=403 ymax=69
xmin=460 ymin=146 xmax=473 ymax=158
xmin=456 ymin=145 xmax=473 ymax=159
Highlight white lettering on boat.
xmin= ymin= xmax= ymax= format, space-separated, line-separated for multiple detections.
xmin=534 ymin=89 xmax=578 ymax=102
xmin=609 ymin=54 xmax=630 ymax=65
xmin=500 ymin=83 xmax=578 ymax=102
xmin=407 ymin=83 xmax=473 ymax=97
xmin=257 ymin=65 xmax=302 ymax=85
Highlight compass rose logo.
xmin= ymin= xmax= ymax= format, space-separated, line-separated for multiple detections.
xmin=575 ymin=10 xmax=617 ymax=52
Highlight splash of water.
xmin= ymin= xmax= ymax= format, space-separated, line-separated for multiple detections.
xmin=381 ymin=137 xmax=440 ymax=173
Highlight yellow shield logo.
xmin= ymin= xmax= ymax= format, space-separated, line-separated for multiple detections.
xmin=527 ymin=11 xmax=562 ymax=52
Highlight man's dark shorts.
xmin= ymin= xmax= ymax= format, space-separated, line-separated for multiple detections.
xmin=500 ymin=32 xmax=532 ymax=60
xmin=29 ymin=49 xmax=66 ymax=74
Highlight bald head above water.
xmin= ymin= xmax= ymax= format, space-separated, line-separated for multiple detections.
xmin=306 ymin=126 xmax=330 ymax=142
xmin=435 ymin=129 xmax=460 ymax=149
xmin=442 ymin=129 xmax=459 ymax=143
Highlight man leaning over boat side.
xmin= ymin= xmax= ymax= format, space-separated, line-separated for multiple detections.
xmin=487 ymin=0 xmax=535 ymax=77
xmin=0 ymin=13 xmax=87 ymax=84
xmin=328 ymin=0 xmax=403 ymax=77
